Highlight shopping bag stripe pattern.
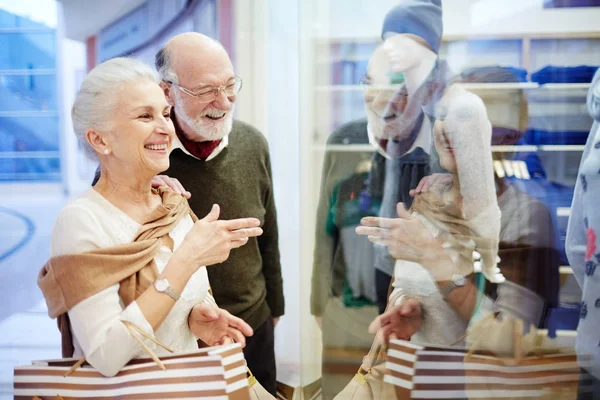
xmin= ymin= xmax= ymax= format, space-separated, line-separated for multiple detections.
xmin=16 ymin=360 xmax=225 ymax=378
xmin=14 ymin=343 xmax=250 ymax=399
xmin=385 ymin=339 xmax=584 ymax=399
xmin=15 ymin=391 xmax=229 ymax=400
xmin=14 ymin=375 xmax=228 ymax=390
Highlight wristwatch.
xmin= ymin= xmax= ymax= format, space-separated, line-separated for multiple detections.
xmin=440 ymin=274 xmax=467 ymax=299
xmin=154 ymin=278 xmax=180 ymax=301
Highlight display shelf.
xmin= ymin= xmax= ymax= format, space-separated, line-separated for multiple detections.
xmin=315 ymin=82 xmax=592 ymax=92
xmin=312 ymin=144 xmax=586 ymax=153
xmin=458 ymin=82 xmax=540 ymax=90
xmin=538 ymin=145 xmax=586 ymax=152
xmin=317 ymin=31 xmax=600 ymax=45
xmin=560 ymin=266 xmax=573 ymax=275
xmin=312 ymin=144 xmax=374 ymax=152
xmin=491 ymin=145 xmax=539 ymax=153
xmin=536 ymin=329 xmax=576 ymax=349
xmin=536 ymin=83 xmax=591 ymax=90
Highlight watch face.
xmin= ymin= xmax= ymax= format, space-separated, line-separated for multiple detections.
xmin=155 ymin=279 xmax=168 ymax=292
xmin=453 ymin=275 xmax=467 ymax=286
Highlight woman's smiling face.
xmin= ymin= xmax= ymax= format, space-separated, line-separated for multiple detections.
xmin=104 ymin=80 xmax=175 ymax=175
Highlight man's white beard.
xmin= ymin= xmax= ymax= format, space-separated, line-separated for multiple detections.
xmin=174 ymin=94 xmax=234 ymax=141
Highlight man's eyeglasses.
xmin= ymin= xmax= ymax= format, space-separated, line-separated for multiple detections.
xmin=168 ymin=76 xmax=243 ymax=102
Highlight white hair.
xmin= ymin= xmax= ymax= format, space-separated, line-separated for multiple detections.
xmin=155 ymin=46 xmax=179 ymax=84
xmin=71 ymin=57 xmax=159 ymax=161
xmin=154 ymin=36 xmax=226 ymax=85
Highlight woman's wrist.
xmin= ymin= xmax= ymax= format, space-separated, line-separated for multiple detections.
xmin=421 ymin=243 xmax=455 ymax=280
xmin=170 ymin=248 xmax=199 ymax=275
xmin=162 ymin=251 xmax=198 ymax=291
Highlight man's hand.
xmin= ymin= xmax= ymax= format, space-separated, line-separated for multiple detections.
xmin=188 ymin=304 xmax=253 ymax=347
xmin=152 ymin=175 xmax=191 ymax=199
xmin=356 ymin=203 xmax=435 ymax=263
xmin=369 ymin=298 xmax=422 ymax=345
xmin=409 ymin=173 xmax=453 ymax=197
xmin=273 ymin=317 xmax=280 ymax=327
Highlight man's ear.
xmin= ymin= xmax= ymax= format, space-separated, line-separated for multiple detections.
xmin=160 ymin=81 xmax=175 ymax=106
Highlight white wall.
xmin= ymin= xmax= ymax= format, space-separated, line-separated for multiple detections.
xmin=450 ymin=0 xmax=600 ymax=36
xmin=318 ymin=0 xmax=600 ymax=39
xmin=56 ymin=2 xmax=94 ymax=196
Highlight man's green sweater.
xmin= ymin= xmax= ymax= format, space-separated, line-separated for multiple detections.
xmin=165 ymin=120 xmax=284 ymax=329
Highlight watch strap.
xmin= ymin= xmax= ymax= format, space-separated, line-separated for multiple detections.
xmin=154 ymin=279 xmax=181 ymax=302
xmin=163 ymin=286 xmax=180 ymax=302
xmin=440 ymin=281 xmax=457 ymax=298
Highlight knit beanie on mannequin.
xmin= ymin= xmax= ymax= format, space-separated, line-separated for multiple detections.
xmin=381 ymin=0 xmax=443 ymax=54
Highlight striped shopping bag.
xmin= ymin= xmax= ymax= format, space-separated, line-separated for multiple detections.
xmin=385 ymin=339 xmax=585 ymax=399
xmin=14 ymin=321 xmax=250 ymax=399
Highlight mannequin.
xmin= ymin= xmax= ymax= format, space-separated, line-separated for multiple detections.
xmin=358 ymin=0 xmax=505 ymax=348
xmin=566 ymin=69 xmax=600 ymax=397
xmin=367 ymin=9 xmax=462 ymax=313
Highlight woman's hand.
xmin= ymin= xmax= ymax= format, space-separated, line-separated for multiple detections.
xmin=356 ymin=203 xmax=435 ymax=263
xmin=188 ymin=304 xmax=253 ymax=347
xmin=369 ymin=298 xmax=422 ymax=345
xmin=178 ymin=204 xmax=263 ymax=268
xmin=409 ymin=173 xmax=453 ymax=197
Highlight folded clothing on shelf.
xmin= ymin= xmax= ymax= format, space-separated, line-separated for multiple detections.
xmin=330 ymin=60 xmax=369 ymax=85
xmin=524 ymin=129 xmax=590 ymax=145
xmin=531 ymin=65 xmax=599 ymax=84
xmin=524 ymin=86 xmax=593 ymax=144
xmin=509 ymin=167 xmax=574 ymax=266
xmin=546 ymin=303 xmax=581 ymax=337
xmin=459 ymin=65 xmax=528 ymax=83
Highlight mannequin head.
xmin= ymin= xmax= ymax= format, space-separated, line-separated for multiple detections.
xmin=383 ymin=33 xmax=437 ymax=76
xmin=381 ymin=0 xmax=443 ymax=52
xmin=380 ymin=0 xmax=443 ymax=89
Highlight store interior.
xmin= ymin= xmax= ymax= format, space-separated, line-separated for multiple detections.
xmin=1 ymin=0 xmax=600 ymax=398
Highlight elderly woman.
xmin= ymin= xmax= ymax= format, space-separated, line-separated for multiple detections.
xmin=38 ymin=57 xmax=262 ymax=377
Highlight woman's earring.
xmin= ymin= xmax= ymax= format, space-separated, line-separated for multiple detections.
xmin=103 ymin=148 xmax=111 ymax=155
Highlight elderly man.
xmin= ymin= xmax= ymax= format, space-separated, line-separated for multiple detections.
xmin=154 ymin=33 xmax=284 ymax=395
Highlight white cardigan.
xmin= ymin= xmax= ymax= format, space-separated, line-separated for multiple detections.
xmin=50 ymin=189 xmax=214 ymax=376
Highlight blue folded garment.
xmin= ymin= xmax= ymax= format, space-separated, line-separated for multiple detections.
xmin=546 ymin=304 xmax=581 ymax=337
xmin=509 ymin=152 xmax=575 ymax=266
xmin=459 ymin=65 xmax=528 ymax=83
xmin=531 ymin=65 xmax=599 ymax=84
xmin=523 ymin=129 xmax=590 ymax=145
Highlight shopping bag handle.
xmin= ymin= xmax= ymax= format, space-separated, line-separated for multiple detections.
xmin=247 ymin=366 xmax=258 ymax=387
xmin=355 ymin=289 xmax=406 ymax=382
xmin=122 ymin=320 xmax=175 ymax=370
xmin=63 ymin=320 xmax=175 ymax=377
